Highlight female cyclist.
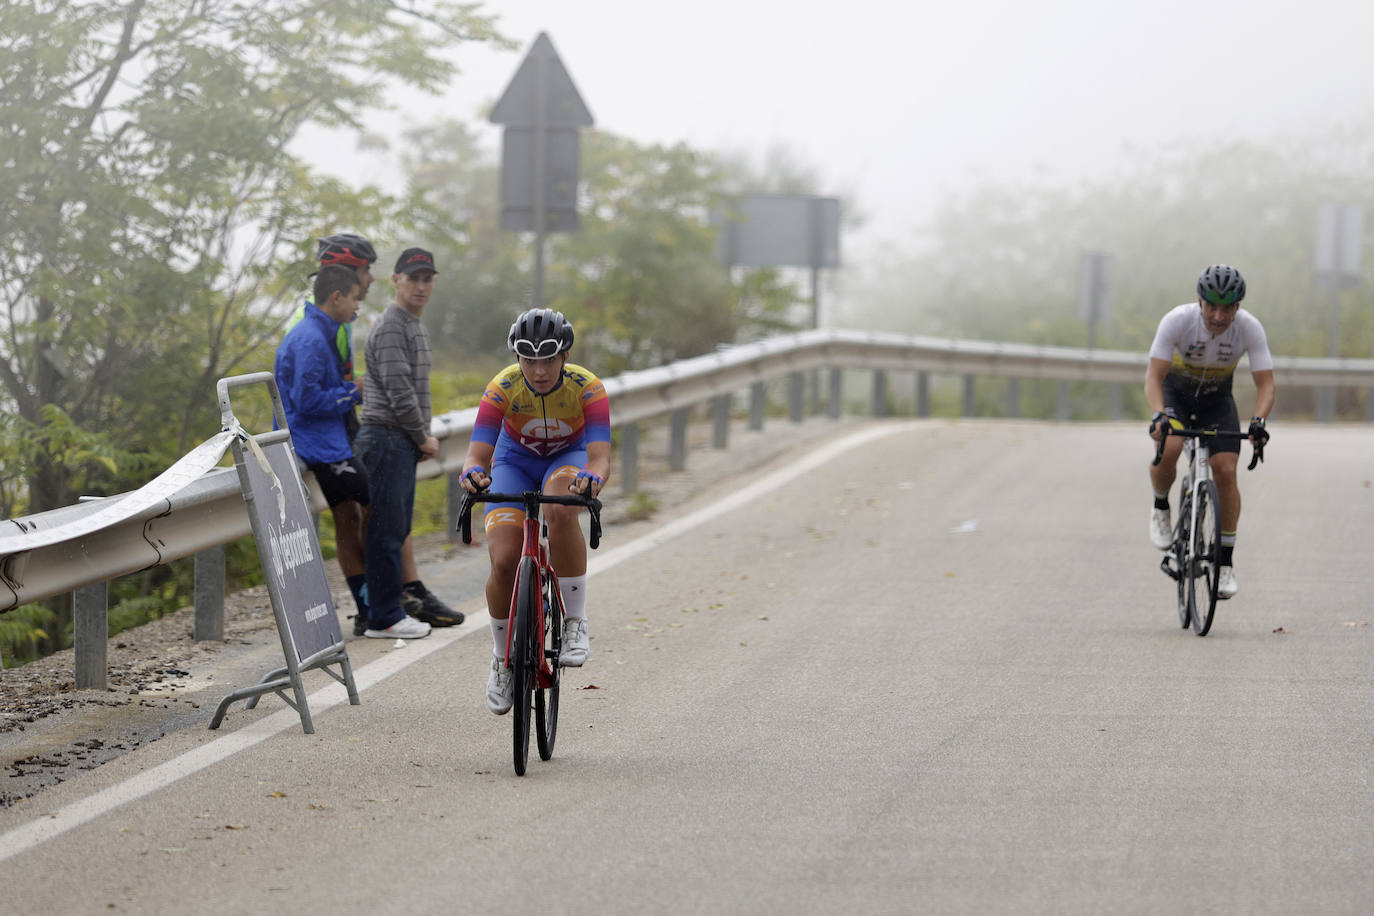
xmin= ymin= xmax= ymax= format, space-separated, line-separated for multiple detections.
xmin=459 ymin=308 xmax=611 ymax=714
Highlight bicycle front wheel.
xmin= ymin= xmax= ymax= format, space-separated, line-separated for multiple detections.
xmin=511 ymin=557 xmax=539 ymax=775
xmin=1189 ymin=480 xmax=1222 ymax=636
xmin=535 ymin=570 xmax=563 ymax=762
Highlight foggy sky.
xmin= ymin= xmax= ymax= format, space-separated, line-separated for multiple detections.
xmin=307 ymin=0 xmax=1374 ymax=262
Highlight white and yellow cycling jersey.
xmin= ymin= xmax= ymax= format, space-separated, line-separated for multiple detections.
xmin=1148 ymin=302 xmax=1274 ymax=396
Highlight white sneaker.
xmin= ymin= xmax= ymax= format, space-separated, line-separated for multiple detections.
xmin=1218 ymin=566 xmax=1238 ymax=599
xmin=559 ymin=618 xmax=589 ymax=667
xmin=486 ymin=657 xmax=514 ymax=715
xmin=1149 ymin=507 xmax=1172 ymax=550
xmin=364 ymin=615 xmax=431 ymax=639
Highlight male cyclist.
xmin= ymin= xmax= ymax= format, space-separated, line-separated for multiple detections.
xmin=1146 ymin=264 xmax=1275 ymax=599
xmin=458 ymin=308 xmax=611 ymax=715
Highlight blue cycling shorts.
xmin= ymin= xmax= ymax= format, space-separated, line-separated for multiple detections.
xmin=483 ymin=440 xmax=588 ymax=533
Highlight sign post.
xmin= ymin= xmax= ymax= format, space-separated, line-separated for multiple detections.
xmin=209 ymin=372 xmax=359 ymax=734
xmin=1314 ymin=204 xmax=1363 ymax=421
xmin=491 ymin=33 xmax=593 ymax=308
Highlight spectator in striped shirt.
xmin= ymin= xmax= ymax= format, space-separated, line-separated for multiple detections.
xmin=353 ymin=248 xmax=444 ymax=639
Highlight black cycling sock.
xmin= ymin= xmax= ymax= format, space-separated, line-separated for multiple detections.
xmin=1218 ymin=544 xmax=1234 ymax=566
xmin=1153 ymin=495 xmax=1170 ymax=510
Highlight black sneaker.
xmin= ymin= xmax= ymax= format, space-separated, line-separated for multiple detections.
xmin=404 ymin=584 xmax=465 ymax=626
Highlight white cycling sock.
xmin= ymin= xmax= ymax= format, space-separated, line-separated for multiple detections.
xmin=489 ymin=616 xmax=508 ymax=660
xmin=560 ymin=575 xmax=588 ymax=621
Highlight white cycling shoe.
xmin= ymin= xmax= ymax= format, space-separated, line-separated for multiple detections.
xmin=559 ymin=618 xmax=589 ymax=667
xmin=1149 ymin=507 xmax=1173 ymax=550
xmin=486 ymin=657 xmax=514 ymax=715
xmin=1217 ymin=566 xmax=1238 ymax=599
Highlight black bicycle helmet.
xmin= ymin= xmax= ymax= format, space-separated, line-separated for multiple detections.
xmin=1197 ymin=264 xmax=1246 ymax=306
xmin=507 ymin=308 xmax=575 ymax=358
xmin=315 ymin=233 xmax=378 ymax=268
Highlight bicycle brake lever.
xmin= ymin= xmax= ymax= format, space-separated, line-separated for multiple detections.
xmin=456 ymin=493 xmax=474 ymax=544
xmin=1152 ymin=426 xmax=1169 ymax=466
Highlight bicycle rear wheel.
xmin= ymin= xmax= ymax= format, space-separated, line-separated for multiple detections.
xmin=511 ymin=557 xmax=538 ymax=775
xmin=1189 ymin=480 xmax=1222 ymax=636
xmin=535 ymin=570 xmax=563 ymax=762
xmin=1174 ymin=491 xmax=1192 ymax=629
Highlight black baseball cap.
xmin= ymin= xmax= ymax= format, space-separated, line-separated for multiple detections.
xmin=394 ymin=248 xmax=438 ymax=276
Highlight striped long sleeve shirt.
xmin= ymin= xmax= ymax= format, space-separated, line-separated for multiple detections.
xmin=359 ymin=304 xmax=432 ymax=446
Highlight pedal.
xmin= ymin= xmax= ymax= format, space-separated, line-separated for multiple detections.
xmin=1160 ymin=555 xmax=1180 ymax=581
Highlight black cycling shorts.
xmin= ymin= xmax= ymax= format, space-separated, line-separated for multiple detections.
xmin=307 ymin=457 xmax=370 ymax=507
xmin=1162 ymin=382 xmax=1241 ymax=456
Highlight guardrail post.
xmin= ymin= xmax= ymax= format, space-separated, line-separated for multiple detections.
xmin=1367 ymin=388 xmax=1374 ymax=422
xmin=1056 ymin=381 xmax=1070 ymax=420
xmin=962 ymin=375 xmax=976 ymax=417
xmin=669 ymin=408 xmax=689 ymax=471
xmin=1108 ymin=383 xmax=1122 ymax=420
xmin=74 ymin=582 xmax=108 ymax=690
xmin=916 ymin=371 xmax=930 ymax=417
xmin=748 ymin=382 xmax=766 ymax=430
xmin=828 ymin=369 xmax=843 ymax=419
xmin=1006 ymin=378 xmax=1021 ymax=418
xmin=711 ymin=395 xmax=731 ymax=449
xmin=872 ymin=370 xmax=888 ymax=418
xmin=788 ymin=373 xmax=805 ymax=423
xmin=194 ymin=545 xmax=226 ymax=641
xmin=620 ymin=422 xmax=640 ymax=494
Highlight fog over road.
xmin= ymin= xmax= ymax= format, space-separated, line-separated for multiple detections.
xmin=1 ymin=420 xmax=1370 ymax=914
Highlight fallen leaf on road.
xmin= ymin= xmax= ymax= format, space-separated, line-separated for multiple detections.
xmin=266 ymin=791 xmax=287 ymax=798
xmin=223 ymin=825 xmax=248 ymax=830
xmin=578 ymin=684 xmax=600 ymax=690
xmin=1343 ymin=621 xmax=1368 ymax=627
xmin=1272 ymin=627 xmax=1286 ymax=634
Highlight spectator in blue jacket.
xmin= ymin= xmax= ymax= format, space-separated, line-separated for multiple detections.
xmin=275 ymin=265 xmax=371 ymax=624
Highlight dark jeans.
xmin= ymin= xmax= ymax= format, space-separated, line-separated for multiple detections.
xmin=354 ymin=425 xmax=419 ymax=629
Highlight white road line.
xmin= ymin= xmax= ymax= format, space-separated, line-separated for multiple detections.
xmin=0 ymin=421 xmax=912 ymax=863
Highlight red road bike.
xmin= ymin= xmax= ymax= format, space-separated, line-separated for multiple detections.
xmin=457 ymin=488 xmax=602 ymax=775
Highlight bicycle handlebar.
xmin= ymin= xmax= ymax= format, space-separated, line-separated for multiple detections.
xmin=455 ymin=489 xmax=604 ymax=549
xmin=1152 ymin=424 xmax=1265 ymax=471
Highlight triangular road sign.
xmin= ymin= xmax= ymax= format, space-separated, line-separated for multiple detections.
xmin=490 ymin=32 xmax=594 ymax=128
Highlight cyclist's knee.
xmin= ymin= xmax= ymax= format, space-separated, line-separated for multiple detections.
xmin=1211 ymin=454 xmax=1239 ymax=484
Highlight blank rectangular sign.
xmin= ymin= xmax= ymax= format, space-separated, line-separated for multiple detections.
xmin=714 ymin=195 xmax=841 ymax=269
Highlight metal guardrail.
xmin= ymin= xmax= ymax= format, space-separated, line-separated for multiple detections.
xmin=3 ymin=329 xmax=1372 ymax=679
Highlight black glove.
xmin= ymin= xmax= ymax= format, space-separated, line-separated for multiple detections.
xmin=1248 ymin=416 xmax=1270 ymax=448
xmin=1149 ymin=408 xmax=1177 ymax=437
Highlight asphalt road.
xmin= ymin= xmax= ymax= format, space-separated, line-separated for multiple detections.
xmin=1 ymin=420 xmax=1370 ymax=915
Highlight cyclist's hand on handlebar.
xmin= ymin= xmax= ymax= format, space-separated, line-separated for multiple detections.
xmin=460 ymin=465 xmax=491 ymax=493
xmin=569 ymin=469 xmax=604 ymax=498
xmin=1248 ymin=416 xmax=1269 ymax=449
xmin=1149 ymin=409 xmax=1182 ymax=442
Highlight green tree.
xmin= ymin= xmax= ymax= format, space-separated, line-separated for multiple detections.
xmin=550 ymin=132 xmax=798 ymax=373
xmin=853 ymin=126 xmax=1374 ymax=367
xmin=0 ymin=0 xmax=505 ymax=514
xmin=395 ymin=124 xmax=801 ymax=373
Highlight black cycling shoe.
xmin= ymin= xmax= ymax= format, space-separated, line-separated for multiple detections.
xmin=404 ymin=585 xmax=464 ymax=627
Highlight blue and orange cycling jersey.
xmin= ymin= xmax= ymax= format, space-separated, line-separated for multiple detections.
xmin=472 ymin=363 xmax=611 ymax=458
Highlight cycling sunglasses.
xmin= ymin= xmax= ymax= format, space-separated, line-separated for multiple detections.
xmin=512 ymin=338 xmax=562 ymax=359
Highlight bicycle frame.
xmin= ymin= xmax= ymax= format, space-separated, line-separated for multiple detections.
xmin=456 ymin=488 xmax=603 ymax=686
xmin=505 ymin=502 xmax=556 ymax=688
